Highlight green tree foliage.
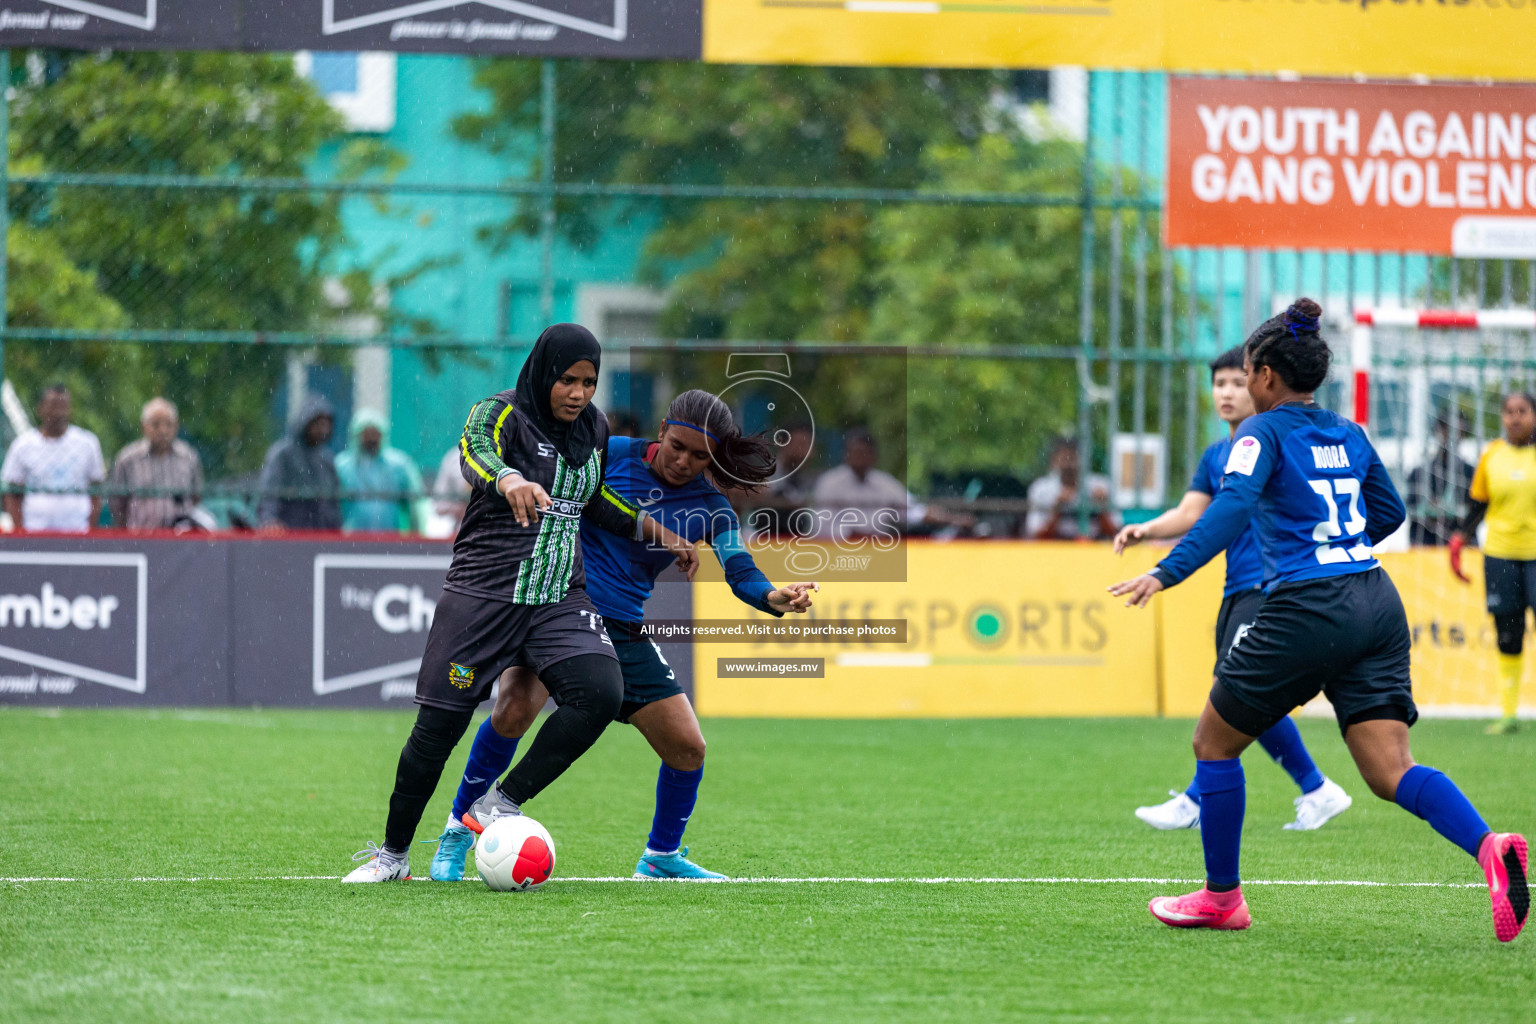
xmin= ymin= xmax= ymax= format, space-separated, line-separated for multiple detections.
xmin=459 ymin=62 xmax=1186 ymax=488
xmin=868 ymin=137 xmax=1187 ymax=485
xmin=456 ymin=62 xmax=1010 ymax=339
xmin=5 ymin=52 xmax=361 ymax=475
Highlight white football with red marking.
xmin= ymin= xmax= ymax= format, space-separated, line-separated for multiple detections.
xmin=475 ymin=816 xmax=556 ymax=892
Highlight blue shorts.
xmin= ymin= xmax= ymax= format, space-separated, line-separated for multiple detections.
xmin=607 ymin=619 xmax=686 ymax=723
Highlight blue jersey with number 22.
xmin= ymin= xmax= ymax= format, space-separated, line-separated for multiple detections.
xmin=1152 ymin=404 xmax=1406 ymax=591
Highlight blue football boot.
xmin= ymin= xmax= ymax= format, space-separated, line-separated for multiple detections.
xmin=424 ymin=821 xmax=477 ymax=881
xmin=634 ymin=847 xmax=728 ymax=881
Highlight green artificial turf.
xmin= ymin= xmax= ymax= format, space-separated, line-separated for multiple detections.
xmin=1 ymin=709 xmax=1531 ymax=1023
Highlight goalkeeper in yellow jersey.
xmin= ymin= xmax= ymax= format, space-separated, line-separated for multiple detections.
xmin=1450 ymin=391 xmax=1536 ymax=735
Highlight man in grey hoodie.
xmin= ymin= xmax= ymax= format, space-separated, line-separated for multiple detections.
xmin=257 ymin=395 xmax=342 ymax=531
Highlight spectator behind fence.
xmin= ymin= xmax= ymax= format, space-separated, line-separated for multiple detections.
xmin=257 ymin=394 xmax=341 ymax=531
xmin=812 ymin=428 xmax=971 ymax=541
xmin=1406 ymin=413 xmax=1476 ymax=547
xmin=1026 ymin=436 xmax=1120 ymax=540
xmin=606 ymin=409 xmax=643 ymax=438
xmin=336 ymin=408 xmax=422 ymax=534
xmin=1 ymin=384 xmax=103 ymax=533
xmin=109 ymin=397 xmax=203 ymax=530
xmin=766 ymin=421 xmax=818 ymax=506
xmin=432 ymin=443 xmax=472 ymax=532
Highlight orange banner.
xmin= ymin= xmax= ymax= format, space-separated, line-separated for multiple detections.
xmin=1167 ymin=78 xmax=1536 ymax=257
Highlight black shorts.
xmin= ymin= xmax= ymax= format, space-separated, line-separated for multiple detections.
xmin=605 ymin=619 xmax=687 ymax=723
xmin=414 ymin=587 xmax=616 ymax=712
xmin=1484 ymin=556 xmax=1536 ymax=618
xmin=1213 ymin=588 xmax=1265 ymax=675
xmin=1212 ymin=567 xmax=1417 ymax=737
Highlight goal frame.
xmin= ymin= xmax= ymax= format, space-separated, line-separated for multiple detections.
xmin=1350 ymin=307 xmax=1536 ymax=427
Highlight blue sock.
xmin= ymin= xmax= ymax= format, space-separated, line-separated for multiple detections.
xmin=450 ymin=719 xmax=520 ymax=822
xmin=1394 ymin=765 xmax=1491 ymax=858
xmin=647 ymin=762 xmax=704 ymax=854
xmin=1255 ymin=716 xmax=1325 ymax=795
xmin=1184 ymin=774 xmax=1201 ymax=805
xmin=1195 ymin=758 xmax=1245 ymax=889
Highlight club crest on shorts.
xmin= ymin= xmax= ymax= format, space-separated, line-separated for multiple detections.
xmin=448 ymin=663 xmax=477 ymax=689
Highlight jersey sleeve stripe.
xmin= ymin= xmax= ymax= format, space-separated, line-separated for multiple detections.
xmin=493 ymin=403 xmax=516 ymax=459
xmin=460 ymin=436 xmax=495 ymax=483
xmin=460 ymin=399 xmax=511 ymax=485
xmin=597 ymin=483 xmax=639 ymax=520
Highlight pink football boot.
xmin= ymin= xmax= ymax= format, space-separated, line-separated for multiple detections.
xmin=1149 ymin=886 xmax=1251 ymax=931
xmin=1477 ymin=832 xmax=1529 ymax=943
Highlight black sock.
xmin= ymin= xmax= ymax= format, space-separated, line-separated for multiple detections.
xmin=500 ymin=654 xmax=622 ymax=806
xmin=383 ymin=705 xmax=474 ymax=853
xmin=1206 ymin=880 xmax=1240 ymax=893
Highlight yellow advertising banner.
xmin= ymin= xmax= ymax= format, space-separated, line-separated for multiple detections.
xmin=1155 ymin=549 xmax=1227 ymax=718
xmin=694 ymin=541 xmax=1164 ymax=718
xmin=1376 ymin=548 xmax=1528 ymax=715
xmin=696 ymin=541 xmax=1527 ymax=719
xmin=703 ymin=0 xmax=1161 ymax=69
xmin=705 ymin=0 xmax=1536 ymax=81
xmin=1162 ymin=549 xmax=1527 ymax=718
xmin=1163 ymin=0 xmax=1536 ymax=85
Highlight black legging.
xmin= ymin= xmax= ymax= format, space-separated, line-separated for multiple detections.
xmin=1495 ymin=612 xmax=1526 ymax=655
xmin=383 ymin=653 xmax=623 ymax=853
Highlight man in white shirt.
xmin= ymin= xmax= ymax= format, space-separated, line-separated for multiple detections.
xmin=812 ymin=428 xmax=971 ymax=543
xmin=2 ymin=384 xmax=105 ymax=533
xmin=1025 ymin=436 xmax=1120 ymax=540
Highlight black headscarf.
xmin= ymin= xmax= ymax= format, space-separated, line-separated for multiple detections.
xmin=514 ymin=323 xmax=604 ymax=465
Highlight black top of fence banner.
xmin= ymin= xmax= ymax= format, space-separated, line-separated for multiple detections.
xmin=0 ymin=0 xmax=703 ymax=59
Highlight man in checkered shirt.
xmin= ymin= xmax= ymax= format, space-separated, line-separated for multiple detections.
xmin=108 ymin=397 xmax=204 ymax=530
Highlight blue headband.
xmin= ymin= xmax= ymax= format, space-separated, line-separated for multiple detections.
xmin=665 ymin=419 xmax=721 ymax=443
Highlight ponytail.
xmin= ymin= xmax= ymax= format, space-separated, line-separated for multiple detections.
xmin=664 ymin=389 xmax=776 ymax=489
xmin=1244 ymin=297 xmax=1331 ymax=393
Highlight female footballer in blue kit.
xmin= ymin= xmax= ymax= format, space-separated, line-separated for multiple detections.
xmin=1119 ymin=346 xmax=1350 ymax=832
xmin=343 ymin=324 xmax=700 ymax=884
xmin=1109 ymin=299 xmax=1528 ymax=941
xmin=430 ymin=389 xmax=819 ymax=881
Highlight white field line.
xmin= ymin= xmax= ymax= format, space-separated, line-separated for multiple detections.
xmin=2 ymin=874 xmax=1483 ymax=888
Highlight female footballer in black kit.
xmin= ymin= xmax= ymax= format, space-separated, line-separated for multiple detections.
xmin=344 ymin=323 xmax=698 ymax=882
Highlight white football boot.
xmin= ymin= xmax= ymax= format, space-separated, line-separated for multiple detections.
xmin=1135 ymin=790 xmax=1201 ymax=830
xmin=342 ymin=841 xmax=410 ymax=882
xmin=462 ymin=786 xmax=521 ymax=835
xmin=1283 ymin=777 xmax=1352 ymax=831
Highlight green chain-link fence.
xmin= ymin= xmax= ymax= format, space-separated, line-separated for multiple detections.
xmin=3 ymin=54 xmax=1535 ymax=537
